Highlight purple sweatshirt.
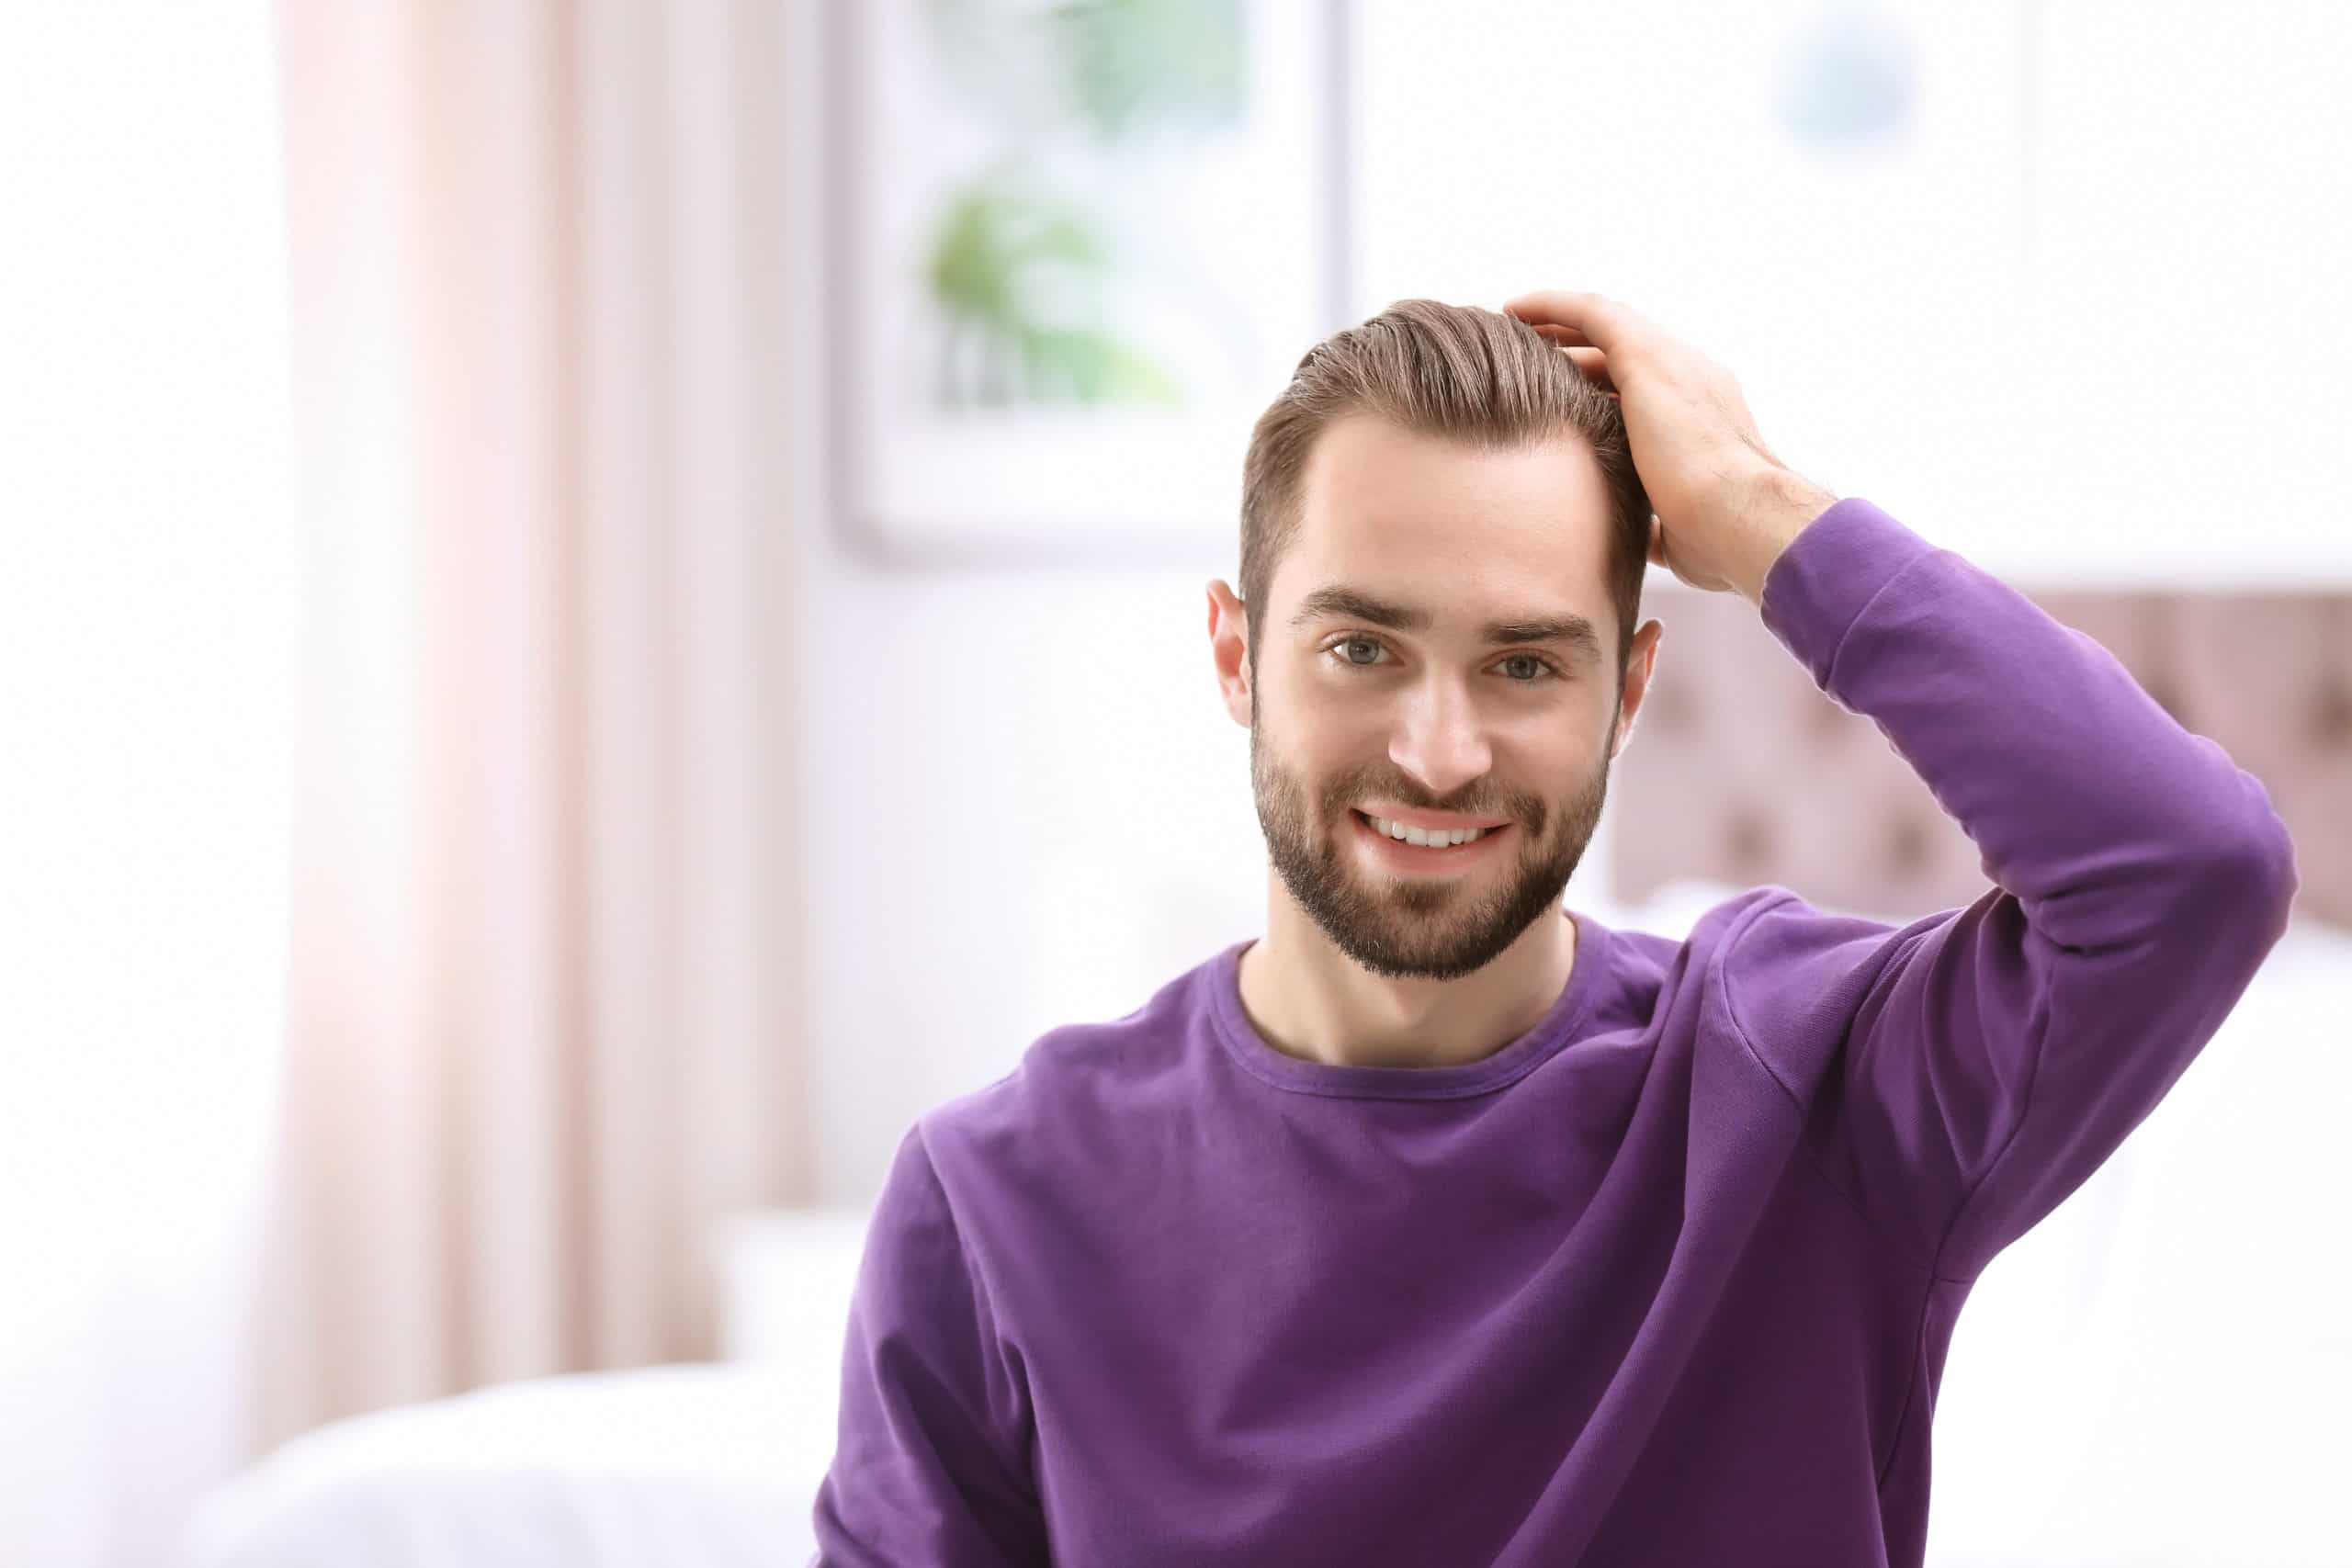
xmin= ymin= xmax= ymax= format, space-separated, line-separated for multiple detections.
xmin=810 ymin=497 xmax=2299 ymax=1565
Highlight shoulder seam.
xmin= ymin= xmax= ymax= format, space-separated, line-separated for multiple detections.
xmin=1712 ymin=889 xmax=1958 ymax=1491
xmin=910 ymin=1122 xmax=1046 ymax=1505
xmin=1715 ymin=889 xmax=1959 ymax=1283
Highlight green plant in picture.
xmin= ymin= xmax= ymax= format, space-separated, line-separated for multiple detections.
xmin=923 ymin=168 xmax=1182 ymax=410
xmin=913 ymin=0 xmax=1248 ymax=410
xmin=921 ymin=0 xmax=1242 ymax=142
xmin=1044 ymin=0 xmax=1244 ymax=142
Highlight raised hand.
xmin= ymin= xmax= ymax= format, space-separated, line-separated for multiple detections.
xmin=1501 ymin=288 xmax=1838 ymax=602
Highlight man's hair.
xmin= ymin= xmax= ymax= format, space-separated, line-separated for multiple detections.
xmin=1238 ymin=298 xmax=1651 ymax=684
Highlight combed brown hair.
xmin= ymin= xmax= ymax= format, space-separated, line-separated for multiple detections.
xmin=1238 ymin=298 xmax=1650 ymax=683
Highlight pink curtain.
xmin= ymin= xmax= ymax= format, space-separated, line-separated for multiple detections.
xmin=250 ymin=0 xmax=809 ymax=1454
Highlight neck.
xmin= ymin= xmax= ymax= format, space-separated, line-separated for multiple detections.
xmin=1236 ymin=890 xmax=1580 ymax=1070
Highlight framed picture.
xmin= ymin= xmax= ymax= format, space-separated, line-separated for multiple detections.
xmin=822 ymin=0 xmax=1354 ymax=569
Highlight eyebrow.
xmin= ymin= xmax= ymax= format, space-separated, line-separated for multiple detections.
xmin=1288 ymin=585 xmax=1605 ymax=664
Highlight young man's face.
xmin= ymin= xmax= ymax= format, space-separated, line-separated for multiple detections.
xmin=1210 ymin=413 xmax=1660 ymax=981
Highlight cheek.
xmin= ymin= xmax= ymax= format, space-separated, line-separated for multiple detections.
xmin=1267 ymin=675 xmax=1356 ymax=737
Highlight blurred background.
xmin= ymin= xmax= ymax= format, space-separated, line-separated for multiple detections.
xmin=2 ymin=2 xmax=2346 ymax=1564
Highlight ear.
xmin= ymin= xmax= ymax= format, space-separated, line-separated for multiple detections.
xmin=1205 ymin=580 xmax=1253 ymax=728
xmin=1610 ymin=618 xmax=1665 ymax=761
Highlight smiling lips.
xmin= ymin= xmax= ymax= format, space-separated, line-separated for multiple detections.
xmin=1359 ymin=811 xmax=1496 ymax=848
xmin=1354 ymin=818 xmax=1514 ymax=879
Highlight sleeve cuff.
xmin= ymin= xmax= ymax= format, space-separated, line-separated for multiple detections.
xmin=1757 ymin=496 xmax=1944 ymax=694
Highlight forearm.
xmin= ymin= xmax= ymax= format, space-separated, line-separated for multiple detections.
xmin=1756 ymin=497 xmax=2296 ymax=950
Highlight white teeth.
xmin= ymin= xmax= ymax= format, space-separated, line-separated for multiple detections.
xmin=1367 ymin=816 xmax=1488 ymax=848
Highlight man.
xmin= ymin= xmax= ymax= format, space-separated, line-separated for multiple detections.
xmin=811 ymin=294 xmax=2298 ymax=1564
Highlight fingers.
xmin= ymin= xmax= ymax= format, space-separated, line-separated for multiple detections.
xmin=1499 ymin=288 xmax=1629 ymax=352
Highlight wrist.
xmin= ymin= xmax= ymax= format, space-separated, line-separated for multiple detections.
xmin=1728 ymin=466 xmax=1838 ymax=606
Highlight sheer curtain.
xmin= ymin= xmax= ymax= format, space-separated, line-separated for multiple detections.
xmin=251 ymin=0 xmax=810 ymax=1454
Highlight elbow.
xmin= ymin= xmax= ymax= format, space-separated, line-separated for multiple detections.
xmin=2242 ymin=814 xmax=2301 ymax=935
xmin=2188 ymin=807 xmax=2301 ymax=952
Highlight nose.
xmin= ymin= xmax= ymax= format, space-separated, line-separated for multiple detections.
xmin=1387 ymin=679 xmax=1493 ymax=801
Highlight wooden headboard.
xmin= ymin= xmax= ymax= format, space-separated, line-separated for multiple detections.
xmin=1611 ymin=584 xmax=2352 ymax=932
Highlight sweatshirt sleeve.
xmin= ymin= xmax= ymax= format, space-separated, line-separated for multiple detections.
xmin=811 ymin=1122 xmax=1049 ymax=1565
xmin=1720 ymin=496 xmax=2299 ymax=1285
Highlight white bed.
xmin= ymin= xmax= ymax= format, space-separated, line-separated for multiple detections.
xmin=182 ymin=891 xmax=2352 ymax=1567
xmin=180 ymin=1206 xmax=869 ymax=1568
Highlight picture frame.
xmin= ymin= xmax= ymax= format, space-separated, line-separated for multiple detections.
xmin=821 ymin=0 xmax=1355 ymax=570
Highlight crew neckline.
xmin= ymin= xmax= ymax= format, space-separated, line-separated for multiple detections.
xmin=1209 ymin=908 xmax=1616 ymax=1100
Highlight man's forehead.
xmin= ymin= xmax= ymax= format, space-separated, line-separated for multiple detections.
xmin=1275 ymin=418 xmax=1616 ymax=655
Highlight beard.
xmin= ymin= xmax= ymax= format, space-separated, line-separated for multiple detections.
xmin=1250 ymin=696 xmax=1615 ymax=983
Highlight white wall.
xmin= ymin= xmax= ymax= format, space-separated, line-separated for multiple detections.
xmin=789 ymin=0 xmax=2352 ymax=1204
xmin=1349 ymin=0 xmax=2350 ymax=587
xmin=0 ymin=9 xmax=295 ymax=1565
